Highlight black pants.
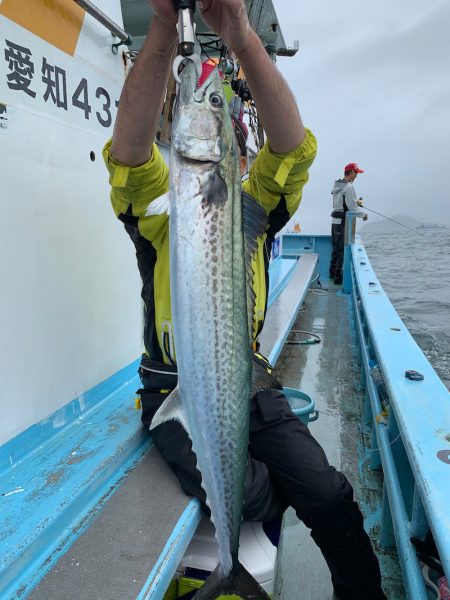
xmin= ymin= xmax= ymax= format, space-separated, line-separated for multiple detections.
xmin=139 ymin=384 xmax=386 ymax=599
xmin=330 ymin=222 xmax=345 ymax=279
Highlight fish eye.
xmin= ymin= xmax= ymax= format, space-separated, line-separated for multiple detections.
xmin=209 ymin=93 xmax=224 ymax=108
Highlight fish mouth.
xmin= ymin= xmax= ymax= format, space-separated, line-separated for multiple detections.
xmin=175 ymin=146 xmax=222 ymax=165
xmin=173 ymin=131 xmax=223 ymax=164
xmin=178 ymin=154 xmax=217 ymax=166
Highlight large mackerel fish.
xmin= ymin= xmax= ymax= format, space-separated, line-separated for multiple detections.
xmin=150 ymin=60 xmax=271 ymax=599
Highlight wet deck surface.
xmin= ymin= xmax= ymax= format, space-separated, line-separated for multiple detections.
xmin=272 ymin=282 xmax=406 ymax=600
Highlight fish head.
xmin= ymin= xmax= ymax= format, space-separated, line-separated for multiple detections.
xmin=172 ymin=61 xmax=236 ymax=164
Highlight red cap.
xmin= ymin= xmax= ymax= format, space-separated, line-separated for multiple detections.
xmin=345 ymin=162 xmax=364 ymax=173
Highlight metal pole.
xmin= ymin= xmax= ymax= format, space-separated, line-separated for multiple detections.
xmin=73 ymin=0 xmax=132 ymax=51
xmin=342 ymin=211 xmax=357 ymax=294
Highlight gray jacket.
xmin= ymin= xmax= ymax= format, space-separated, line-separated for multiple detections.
xmin=331 ymin=179 xmax=367 ymax=224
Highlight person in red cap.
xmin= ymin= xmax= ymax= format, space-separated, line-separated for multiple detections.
xmin=103 ymin=1 xmax=385 ymax=598
xmin=329 ymin=163 xmax=368 ymax=284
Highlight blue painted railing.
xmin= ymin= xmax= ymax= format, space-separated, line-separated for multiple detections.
xmin=344 ymin=213 xmax=450 ymax=599
xmin=136 ymin=501 xmax=203 ymax=600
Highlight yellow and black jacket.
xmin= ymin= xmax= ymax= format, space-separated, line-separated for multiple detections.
xmin=103 ymin=130 xmax=317 ymax=367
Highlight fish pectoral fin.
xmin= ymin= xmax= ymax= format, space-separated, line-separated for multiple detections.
xmin=149 ymin=386 xmax=187 ymax=431
xmin=145 ymin=191 xmax=170 ymax=216
xmin=191 ymin=562 xmax=271 ymax=600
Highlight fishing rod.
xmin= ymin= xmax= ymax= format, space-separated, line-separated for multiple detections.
xmin=360 ymin=203 xmax=424 ymax=236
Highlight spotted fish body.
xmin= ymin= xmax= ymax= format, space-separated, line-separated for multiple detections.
xmin=150 ymin=61 xmax=270 ymax=599
xmin=171 ymin=60 xmax=250 ymax=572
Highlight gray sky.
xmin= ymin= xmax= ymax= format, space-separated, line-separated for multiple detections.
xmin=273 ymin=0 xmax=450 ymax=233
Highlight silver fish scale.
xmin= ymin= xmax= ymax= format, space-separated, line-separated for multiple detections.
xmin=170 ymin=157 xmax=252 ymax=575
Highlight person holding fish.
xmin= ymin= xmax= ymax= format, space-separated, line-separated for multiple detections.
xmin=103 ymin=0 xmax=386 ymax=598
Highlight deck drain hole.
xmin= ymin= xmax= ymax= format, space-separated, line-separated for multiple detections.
xmin=90 ymin=151 xmax=96 ymax=161
xmin=390 ymin=327 xmax=401 ymax=331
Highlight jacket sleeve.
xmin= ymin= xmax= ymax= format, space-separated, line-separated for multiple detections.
xmin=243 ymin=128 xmax=317 ymax=218
xmin=102 ymin=139 xmax=169 ymax=249
xmin=344 ymin=183 xmax=367 ymax=218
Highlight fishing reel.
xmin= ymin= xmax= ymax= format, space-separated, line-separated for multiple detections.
xmin=231 ymin=78 xmax=252 ymax=102
xmin=221 ymin=58 xmax=252 ymax=101
xmin=220 ymin=58 xmax=239 ymax=77
xmin=219 ymin=58 xmax=250 ymax=101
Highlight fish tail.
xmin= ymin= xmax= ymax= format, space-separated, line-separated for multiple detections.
xmin=191 ymin=561 xmax=271 ymax=600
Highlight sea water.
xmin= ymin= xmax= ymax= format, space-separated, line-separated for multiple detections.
xmin=362 ymin=230 xmax=450 ymax=390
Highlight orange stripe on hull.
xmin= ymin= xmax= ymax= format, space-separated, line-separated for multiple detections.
xmin=0 ymin=0 xmax=85 ymax=56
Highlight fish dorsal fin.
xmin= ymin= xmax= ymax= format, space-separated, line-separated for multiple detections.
xmin=242 ymin=191 xmax=268 ymax=344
